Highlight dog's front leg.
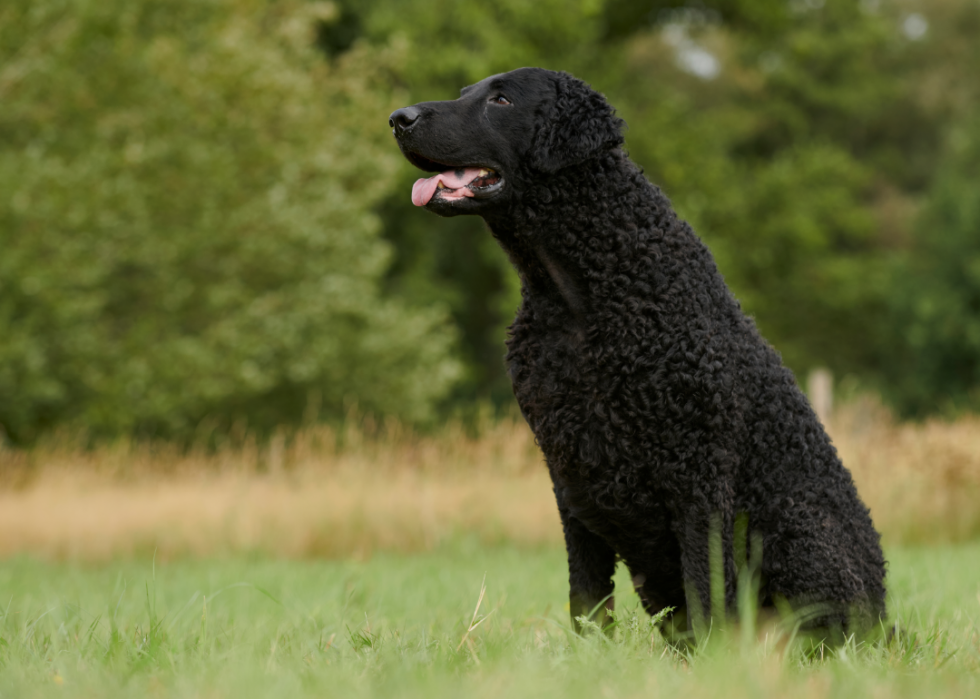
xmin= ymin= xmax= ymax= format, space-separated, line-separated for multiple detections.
xmin=558 ymin=505 xmax=617 ymax=635
xmin=676 ymin=504 xmax=737 ymax=636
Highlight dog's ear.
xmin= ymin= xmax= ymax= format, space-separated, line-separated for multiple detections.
xmin=530 ymin=72 xmax=625 ymax=174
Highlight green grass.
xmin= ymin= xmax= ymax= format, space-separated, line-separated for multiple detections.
xmin=1 ymin=542 xmax=979 ymax=698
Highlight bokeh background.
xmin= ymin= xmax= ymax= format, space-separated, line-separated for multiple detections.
xmin=1 ymin=0 xmax=979 ymax=555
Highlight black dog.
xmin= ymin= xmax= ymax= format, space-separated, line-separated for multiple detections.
xmin=390 ymin=68 xmax=886 ymax=637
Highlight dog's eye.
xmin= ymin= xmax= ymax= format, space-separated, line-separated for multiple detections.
xmin=490 ymin=95 xmax=511 ymax=105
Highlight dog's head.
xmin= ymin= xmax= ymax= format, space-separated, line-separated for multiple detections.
xmin=389 ymin=67 xmax=625 ymax=217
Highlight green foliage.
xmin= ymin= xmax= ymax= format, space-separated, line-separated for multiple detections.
xmin=0 ymin=0 xmax=460 ymax=442
xmin=880 ymin=115 xmax=980 ymax=416
xmin=610 ymin=45 xmax=882 ymax=371
xmin=365 ymin=0 xmax=980 ymax=411
xmin=1 ymin=0 xmax=979 ymax=440
xmin=364 ymin=0 xmax=911 ymax=395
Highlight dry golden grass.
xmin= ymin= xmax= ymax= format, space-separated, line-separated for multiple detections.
xmin=828 ymin=398 xmax=980 ymax=545
xmin=0 ymin=399 xmax=978 ymax=560
xmin=0 ymin=416 xmax=560 ymax=561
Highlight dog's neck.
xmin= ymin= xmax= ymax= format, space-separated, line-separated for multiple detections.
xmin=484 ymin=217 xmax=587 ymax=319
xmin=483 ymin=151 xmax=671 ymax=319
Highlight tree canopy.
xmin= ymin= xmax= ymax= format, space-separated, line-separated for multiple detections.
xmin=0 ymin=0 xmax=460 ymax=442
xmin=1 ymin=0 xmax=978 ymax=443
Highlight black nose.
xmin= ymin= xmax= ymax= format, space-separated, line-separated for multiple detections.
xmin=389 ymin=106 xmax=420 ymax=133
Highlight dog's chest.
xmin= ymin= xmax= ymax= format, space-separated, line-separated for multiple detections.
xmin=506 ymin=300 xmax=679 ymax=532
xmin=507 ymin=306 xmax=586 ymax=420
xmin=505 ymin=301 xmax=619 ymax=477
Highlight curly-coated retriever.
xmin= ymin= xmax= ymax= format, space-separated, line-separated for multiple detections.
xmin=389 ymin=67 xmax=886 ymax=639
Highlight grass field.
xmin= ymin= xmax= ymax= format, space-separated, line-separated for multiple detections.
xmin=1 ymin=402 xmax=979 ymax=696
xmin=1 ymin=543 xmax=979 ymax=698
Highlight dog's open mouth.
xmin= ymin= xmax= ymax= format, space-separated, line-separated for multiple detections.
xmin=405 ymin=153 xmax=503 ymax=207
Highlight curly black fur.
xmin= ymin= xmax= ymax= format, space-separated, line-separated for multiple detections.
xmin=390 ymin=68 xmax=886 ymax=637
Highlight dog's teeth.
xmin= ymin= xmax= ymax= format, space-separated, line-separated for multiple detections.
xmin=437 ymin=182 xmax=446 ymax=189
xmin=478 ymin=168 xmax=490 ymax=177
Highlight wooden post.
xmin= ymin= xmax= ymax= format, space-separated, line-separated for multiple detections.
xmin=807 ymin=367 xmax=833 ymax=426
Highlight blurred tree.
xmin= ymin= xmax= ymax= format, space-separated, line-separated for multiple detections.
xmin=878 ymin=114 xmax=980 ymax=416
xmin=2 ymin=0 xmax=978 ymax=440
xmin=354 ymin=0 xmax=935 ymax=398
xmin=0 ymin=0 xmax=460 ymax=443
xmin=610 ymin=0 xmax=916 ymax=374
xmin=357 ymin=0 xmax=980 ymax=415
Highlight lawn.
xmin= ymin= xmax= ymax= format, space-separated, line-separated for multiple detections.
xmin=1 ymin=542 xmax=978 ymax=698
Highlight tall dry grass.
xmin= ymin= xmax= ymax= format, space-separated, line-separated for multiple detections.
xmin=828 ymin=398 xmax=980 ymax=545
xmin=0 ymin=415 xmax=557 ymax=561
xmin=0 ymin=400 xmax=978 ymax=561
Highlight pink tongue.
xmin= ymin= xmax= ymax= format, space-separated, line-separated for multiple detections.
xmin=411 ymin=168 xmax=483 ymax=207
